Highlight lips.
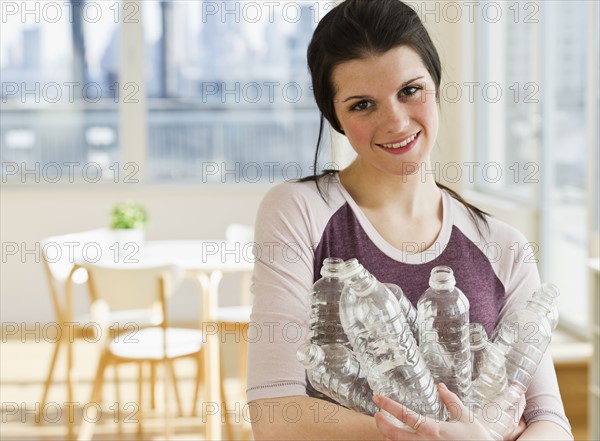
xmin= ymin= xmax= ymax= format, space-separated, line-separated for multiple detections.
xmin=377 ymin=132 xmax=420 ymax=150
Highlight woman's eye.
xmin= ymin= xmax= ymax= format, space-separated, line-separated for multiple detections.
xmin=350 ymin=100 xmax=372 ymax=111
xmin=401 ymin=86 xmax=420 ymax=96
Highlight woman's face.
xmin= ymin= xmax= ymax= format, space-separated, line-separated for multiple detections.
xmin=332 ymin=45 xmax=439 ymax=177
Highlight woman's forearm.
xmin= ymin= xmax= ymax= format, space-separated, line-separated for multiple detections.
xmin=517 ymin=420 xmax=573 ymax=440
xmin=250 ymin=396 xmax=384 ymax=441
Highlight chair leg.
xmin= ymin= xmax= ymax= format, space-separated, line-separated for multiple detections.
xmin=220 ymin=347 xmax=235 ymax=441
xmin=191 ymin=350 xmax=204 ymax=417
xmin=240 ymin=325 xmax=249 ymax=393
xmin=150 ymin=362 xmax=156 ymax=410
xmin=162 ymin=360 xmax=172 ymax=440
xmin=137 ymin=363 xmax=144 ymax=435
xmin=66 ymin=333 xmax=76 ymax=441
xmin=38 ymin=339 xmax=62 ymax=423
xmin=77 ymin=351 xmax=110 ymax=441
xmin=166 ymin=360 xmax=184 ymax=417
xmin=113 ymin=365 xmax=122 ymax=434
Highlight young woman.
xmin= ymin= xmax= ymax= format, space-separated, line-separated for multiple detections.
xmin=246 ymin=1 xmax=573 ymax=439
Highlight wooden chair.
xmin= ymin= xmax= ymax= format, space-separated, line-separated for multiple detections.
xmin=39 ymin=230 xmax=109 ymax=432
xmin=76 ymin=262 xmax=204 ymax=440
xmin=38 ymin=229 xmax=166 ymax=439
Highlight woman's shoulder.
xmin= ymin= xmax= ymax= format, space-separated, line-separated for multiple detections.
xmin=255 ymin=174 xmax=346 ymax=248
xmin=485 ymin=213 xmax=530 ymax=245
xmin=259 ymin=173 xmax=343 ymax=211
xmin=444 ymin=189 xmax=531 ymax=246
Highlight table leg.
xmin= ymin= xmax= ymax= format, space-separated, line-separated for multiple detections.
xmin=196 ymin=271 xmax=223 ymax=440
xmin=66 ymin=272 xmax=75 ymax=440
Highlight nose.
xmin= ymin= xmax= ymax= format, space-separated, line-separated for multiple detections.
xmin=382 ymin=101 xmax=410 ymax=133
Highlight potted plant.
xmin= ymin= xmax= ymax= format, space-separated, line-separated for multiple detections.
xmin=110 ymin=201 xmax=148 ymax=255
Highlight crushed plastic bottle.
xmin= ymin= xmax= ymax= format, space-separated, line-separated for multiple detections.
xmin=469 ymin=283 xmax=561 ymax=440
xmin=468 ymin=342 xmax=523 ymax=440
xmin=384 ymin=283 xmax=419 ymax=342
xmin=296 ymin=342 xmax=379 ymax=416
xmin=417 ymin=265 xmax=472 ymax=402
xmin=470 ymin=323 xmax=488 ymax=381
xmin=492 ymin=283 xmax=560 ymax=394
xmin=309 ymin=257 xmax=349 ymax=346
xmin=339 ymin=259 xmax=443 ymax=419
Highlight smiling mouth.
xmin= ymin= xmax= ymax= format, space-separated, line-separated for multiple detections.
xmin=377 ymin=132 xmax=420 ymax=149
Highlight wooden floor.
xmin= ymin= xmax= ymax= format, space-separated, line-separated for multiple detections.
xmin=0 ymin=337 xmax=253 ymax=440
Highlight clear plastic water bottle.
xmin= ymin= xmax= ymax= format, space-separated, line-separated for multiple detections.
xmin=339 ymin=259 xmax=443 ymax=419
xmin=296 ymin=342 xmax=379 ymax=416
xmin=384 ymin=283 xmax=419 ymax=342
xmin=468 ymin=284 xmax=560 ymax=440
xmin=470 ymin=323 xmax=488 ymax=381
xmin=417 ymin=266 xmax=472 ymax=401
xmin=309 ymin=257 xmax=349 ymax=346
xmin=468 ymin=342 xmax=523 ymax=440
xmin=491 ymin=283 xmax=560 ymax=394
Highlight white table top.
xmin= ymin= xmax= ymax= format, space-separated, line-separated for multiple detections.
xmin=83 ymin=239 xmax=255 ymax=272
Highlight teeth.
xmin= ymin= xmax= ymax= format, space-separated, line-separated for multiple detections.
xmin=381 ymin=133 xmax=417 ymax=149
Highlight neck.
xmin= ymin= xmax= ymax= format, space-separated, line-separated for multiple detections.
xmin=339 ymin=159 xmax=441 ymax=219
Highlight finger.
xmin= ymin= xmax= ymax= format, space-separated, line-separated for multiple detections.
xmin=517 ymin=395 xmax=526 ymax=419
xmin=373 ymin=395 xmax=423 ymax=430
xmin=503 ymin=416 xmax=527 ymax=441
xmin=437 ymin=383 xmax=467 ymax=422
xmin=374 ymin=411 xmax=412 ymax=441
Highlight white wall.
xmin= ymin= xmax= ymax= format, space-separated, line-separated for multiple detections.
xmin=1 ymin=184 xmax=269 ymax=324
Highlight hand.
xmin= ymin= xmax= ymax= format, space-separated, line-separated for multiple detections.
xmin=373 ymin=383 xmax=494 ymax=441
xmin=501 ymin=391 xmax=526 ymax=440
xmin=504 ymin=417 xmax=526 ymax=441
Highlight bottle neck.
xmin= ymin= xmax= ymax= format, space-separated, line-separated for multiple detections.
xmin=347 ymin=271 xmax=378 ymax=297
xmin=470 ymin=323 xmax=488 ymax=351
xmin=429 ymin=265 xmax=456 ymax=291
xmin=320 ymin=257 xmax=345 ymax=278
xmin=296 ymin=343 xmax=324 ymax=369
xmin=531 ymin=284 xmax=560 ymax=329
xmin=526 ymin=300 xmax=555 ymax=326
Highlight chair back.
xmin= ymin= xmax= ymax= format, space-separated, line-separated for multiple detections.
xmin=40 ymin=228 xmax=113 ymax=319
xmin=81 ymin=262 xmax=183 ymax=315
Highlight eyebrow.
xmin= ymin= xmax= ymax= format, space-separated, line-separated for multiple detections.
xmin=341 ymin=76 xmax=425 ymax=102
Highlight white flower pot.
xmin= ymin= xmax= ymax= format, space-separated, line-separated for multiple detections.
xmin=112 ymin=228 xmax=145 ymax=257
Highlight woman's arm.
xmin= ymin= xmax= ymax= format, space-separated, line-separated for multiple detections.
xmin=250 ymin=396 xmax=384 ymax=441
xmin=517 ymin=421 xmax=573 ymax=440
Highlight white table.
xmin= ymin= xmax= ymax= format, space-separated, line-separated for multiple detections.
xmin=143 ymin=241 xmax=253 ymax=439
xmin=71 ymin=239 xmax=253 ymax=440
xmin=141 ymin=240 xmax=253 ymax=440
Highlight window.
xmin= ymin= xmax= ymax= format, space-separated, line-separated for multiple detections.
xmin=476 ymin=1 xmax=597 ymax=333
xmin=1 ymin=1 xmax=120 ymax=182
xmin=1 ymin=1 xmax=334 ymax=184
xmin=143 ymin=1 xmax=332 ymax=183
xmin=475 ymin=1 xmax=540 ymax=202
